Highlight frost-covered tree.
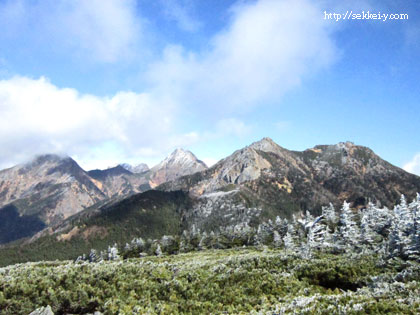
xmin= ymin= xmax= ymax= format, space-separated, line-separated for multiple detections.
xmin=274 ymin=217 xmax=289 ymax=238
xmin=305 ymin=211 xmax=315 ymax=225
xmin=107 ymin=244 xmax=120 ymax=261
xmin=208 ymin=231 xmax=219 ymax=249
xmin=338 ymin=201 xmax=360 ymax=248
xmin=256 ymin=222 xmax=274 ymax=245
xmin=322 ymin=203 xmax=338 ymax=230
xmin=88 ymin=249 xmax=99 ymax=263
xmin=388 ymin=218 xmax=403 ymax=258
xmin=388 ymin=195 xmax=414 ymax=258
xmin=131 ymin=237 xmax=145 ymax=251
xmin=301 ymin=214 xmax=329 ymax=258
xmin=309 ymin=217 xmax=328 ymax=248
xmin=198 ymin=231 xmax=210 ymax=250
xmin=188 ymin=225 xmax=202 ymax=249
xmin=405 ymin=194 xmax=420 ymax=261
xmin=179 ymin=230 xmax=192 ymax=253
xmin=161 ymin=235 xmax=179 ymax=254
xmin=75 ymin=254 xmax=86 ymax=263
xmin=360 ymin=203 xmax=378 ymax=252
xmin=283 ymin=223 xmax=298 ymax=253
xmin=155 ymin=244 xmax=162 ymax=256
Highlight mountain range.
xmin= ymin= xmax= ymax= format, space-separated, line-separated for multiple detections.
xmin=1 ymin=138 xmax=419 ymax=265
xmin=0 ymin=149 xmax=206 ymax=244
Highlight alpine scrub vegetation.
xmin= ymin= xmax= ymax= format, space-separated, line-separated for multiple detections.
xmin=0 ymin=194 xmax=419 ymax=314
xmin=1 ymin=249 xmax=419 ymax=314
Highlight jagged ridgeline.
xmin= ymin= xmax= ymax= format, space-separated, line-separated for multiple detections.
xmin=1 ymin=138 xmax=420 ymax=265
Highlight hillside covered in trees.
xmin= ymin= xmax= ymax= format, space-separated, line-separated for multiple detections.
xmin=1 ymin=194 xmax=419 ymax=314
xmin=78 ymin=194 xmax=420 ymax=264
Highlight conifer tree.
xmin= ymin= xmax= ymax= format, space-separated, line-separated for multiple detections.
xmin=360 ymin=203 xmax=378 ymax=251
xmin=283 ymin=223 xmax=298 ymax=253
xmin=88 ymin=249 xmax=99 ymax=263
xmin=108 ymin=244 xmax=120 ymax=261
xmin=405 ymin=194 xmax=420 ymax=260
xmin=338 ymin=201 xmax=360 ymax=249
xmin=322 ymin=203 xmax=338 ymax=230
xmin=273 ymin=230 xmax=282 ymax=248
xmin=161 ymin=235 xmax=179 ymax=254
xmin=155 ymin=244 xmax=163 ymax=256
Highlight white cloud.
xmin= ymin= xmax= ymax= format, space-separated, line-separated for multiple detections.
xmin=201 ymin=158 xmax=219 ymax=167
xmin=147 ymin=0 xmax=337 ymax=114
xmin=159 ymin=0 xmax=202 ymax=32
xmin=0 ymin=76 xmax=197 ymax=170
xmin=404 ymin=153 xmax=420 ymax=176
xmin=0 ymin=0 xmax=142 ymax=63
xmin=0 ymin=0 xmax=341 ymax=169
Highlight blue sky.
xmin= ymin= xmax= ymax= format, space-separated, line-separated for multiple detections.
xmin=0 ymin=0 xmax=419 ymax=174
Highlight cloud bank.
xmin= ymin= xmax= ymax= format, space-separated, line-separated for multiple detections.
xmin=404 ymin=154 xmax=420 ymax=176
xmin=147 ymin=0 xmax=336 ymax=113
xmin=0 ymin=0 xmax=338 ymax=169
xmin=0 ymin=76 xmax=192 ymax=169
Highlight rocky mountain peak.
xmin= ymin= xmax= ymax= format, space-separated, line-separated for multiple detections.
xmin=148 ymin=149 xmax=207 ymax=188
xmin=15 ymin=154 xmax=80 ymax=178
xmin=157 ymin=148 xmax=207 ymax=170
xmin=248 ymin=137 xmax=283 ymax=154
xmin=308 ymin=142 xmax=379 ymax=169
xmin=32 ymin=153 xmax=70 ymax=164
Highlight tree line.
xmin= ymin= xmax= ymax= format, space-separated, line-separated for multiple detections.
xmin=77 ymin=194 xmax=420 ymax=263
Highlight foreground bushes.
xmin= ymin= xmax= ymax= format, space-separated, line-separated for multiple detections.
xmin=0 ymin=248 xmax=419 ymax=314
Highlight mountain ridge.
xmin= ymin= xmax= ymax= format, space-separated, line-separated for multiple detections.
xmin=1 ymin=138 xmax=419 ymax=249
xmin=1 ymin=138 xmax=420 ymax=264
xmin=0 ymin=149 xmax=208 ymax=244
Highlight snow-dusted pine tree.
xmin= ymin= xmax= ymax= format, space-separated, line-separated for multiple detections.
xmin=88 ymin=249 xmax=99 ymax=263
xmin=338 ymin=201 xmax=360 ymax=249
xmin=283 ymin=223 xmax=298 ymax=253
xmin=155 ymin=244 xmax=163 ymax=256
xmin=405 ymin=194 xmax=420 ymax=261
xmin=322 ymin=203 xmax=338 ymax=228
xmin=132 ymin=237 xmax=145 ymax=251
xmin=360 ymin=203 xmax=378 ymax=252
xmin=198 ymin=231 xmax=208 ymax=250
xmin=273 ymin=230 xmax=282 ymax=248
xmin=256 ymin=222 xmax=274 ymax=245
xmin=107 ymin=244 xmax=120 ymax=261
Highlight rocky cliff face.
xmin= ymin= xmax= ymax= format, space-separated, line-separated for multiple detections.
xmin=0 ymin=154 xmax=105 ymax=225
xmin=158 ymin=138 xmax=309 ymax=195
xmin=87 ymin=165 xmax=150 ymax=198
xmin=159 ymin=138 xmax=420 ymax=230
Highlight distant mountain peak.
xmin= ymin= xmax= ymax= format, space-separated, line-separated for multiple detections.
xmin=149 ymin=148 xmax=207 ymax=187
xmin=248 ymin=137 xmax=285 ymax=155
xmin=159 ymin=148 xmax=207 ymax=169
xmin=88 ymin=165 xmax=132 ymax=180
xmin=120 ymin=163 xmax=149 ymax=174
xmin=30 ymin=153 xmax=71 ymax=165
xmin=17 ymin=154 xmax=79 ymax=176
